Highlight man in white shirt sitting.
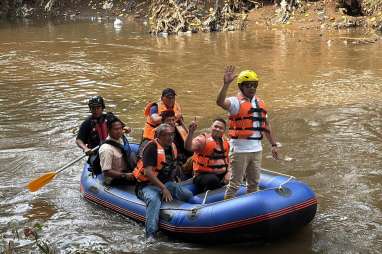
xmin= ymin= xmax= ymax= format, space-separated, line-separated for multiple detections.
xmin=99 ymin=115 xmax=136 ymax=185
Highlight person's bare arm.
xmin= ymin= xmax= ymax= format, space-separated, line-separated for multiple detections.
xmin=216 ymin=65 xmax=237 ymax=111
xmin=76 ymin=138 xmax=92 ymax=155
xmin=103 ymin=169 xmax=133 ymax=180
xmin=263 ymin=118 xmax=279 ymax=160
xmin=150 ymin=113 xmax=162 ymax=125
xmin=184 ymin=120 xmax=198 ymax=152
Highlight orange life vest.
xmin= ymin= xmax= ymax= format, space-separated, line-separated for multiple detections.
xmin=133 ymin=139 xmax=178 ymax=182
xmin=228 ymin=94 xmax=269 ymax=140
xmin=192 ymin=134 xmax=230 ymax=175
xmin=142 ymin=101 xmax=182 ymax=140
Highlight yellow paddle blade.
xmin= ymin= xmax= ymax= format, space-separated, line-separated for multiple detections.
xmin=27 ymin=171 xmax=57 ymax=192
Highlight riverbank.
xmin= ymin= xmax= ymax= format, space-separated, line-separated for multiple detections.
xmin=249 ymin=1 xmax=382 ymax=32
xmin=1 ymin=0 xmax=382 ymax=36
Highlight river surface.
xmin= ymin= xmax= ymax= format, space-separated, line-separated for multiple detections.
xmin=0 ymin=17 xmax=381 ymax=253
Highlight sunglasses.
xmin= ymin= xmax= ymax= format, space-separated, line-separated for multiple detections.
xmin=160 ymin=132 xmax=175 ymax=138
xmin=241 ymin=82 xmax=258 ymax=89
xmin=90 ymin=106 xmax=102 ymax=110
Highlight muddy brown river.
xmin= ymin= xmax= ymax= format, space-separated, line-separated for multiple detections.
xmin=0 ymin=18 xmax=381 ymax=253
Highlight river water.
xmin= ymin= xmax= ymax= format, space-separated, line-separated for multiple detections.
xmin=0 ymin=17 xmax=381 ymax=253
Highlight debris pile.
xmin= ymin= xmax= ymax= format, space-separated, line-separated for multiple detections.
xmin=147 ymin=0 xmax=254 ymax=35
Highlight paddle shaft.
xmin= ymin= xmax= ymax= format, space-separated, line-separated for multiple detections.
xmin=56 ymin=146 xmax=99 ymax=174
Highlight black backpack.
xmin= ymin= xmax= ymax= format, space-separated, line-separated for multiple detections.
xmin=90 ymin=138 xmax=137 ymax=175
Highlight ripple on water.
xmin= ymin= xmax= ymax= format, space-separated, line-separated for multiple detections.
xmin=1 ymin=22 xmax=382 ymax=253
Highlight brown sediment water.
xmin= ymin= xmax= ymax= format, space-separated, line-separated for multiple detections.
xmin=0 ymin=18 xmax=381 ymax=253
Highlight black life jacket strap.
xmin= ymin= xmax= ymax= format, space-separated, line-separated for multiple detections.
xmin=230 ymin=135 xmax=263 ymax=140
xmin=102 ymin=138 xmax=135 ymax=171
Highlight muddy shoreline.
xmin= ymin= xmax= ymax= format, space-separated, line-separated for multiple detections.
xmin=1 ymin=0 xmax=381 ymax=37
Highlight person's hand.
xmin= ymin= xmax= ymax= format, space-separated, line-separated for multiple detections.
xmin=188 ymin=118 xmax=198 ymax=133
xmin=123 ymin=126 xmax=132 ymax=134
xmin=175 ymin=113 xmax=182 ymax=122
xmin=271 ymin=146 xmax=280 ymax=160
xmin=224 ymin=65 xmax=237 ymax=85
xmin=161 ymin=187 xmax=173 ymax=202
xmin=83 ymin=147 xmax=93 ymax=156
xmin=223 ymin=170 xmax=232 ymax=184
xmin=122 ymin=173 xmax=135 ymax=181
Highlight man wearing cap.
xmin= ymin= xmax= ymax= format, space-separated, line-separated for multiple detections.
xmin=142 ymin=88 xmax=183 ymax=141
xmin=76 ymin=96 xmax=108 ymax=154
xmin=216 ymin=66 xmax=279 ymax=199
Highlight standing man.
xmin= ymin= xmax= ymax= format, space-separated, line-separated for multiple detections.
xmin=216 ymin=65 xmax=279 ymax=199
xmin=76 ymin=96 xmax=108 ymax=164
xmin=99 ymin=115 xmax=136 ymax=185
xmin=133 ymin=123 xmax=193 ymax=240
xmin=185 ymin=118 xmax=231 ymax=193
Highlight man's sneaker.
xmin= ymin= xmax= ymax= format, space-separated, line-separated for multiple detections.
xmin=145 ymin=234 xmax=156 ymax=244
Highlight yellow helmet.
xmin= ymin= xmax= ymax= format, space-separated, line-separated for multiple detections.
xmin=237 ymin=70 xmax=259 ymax=84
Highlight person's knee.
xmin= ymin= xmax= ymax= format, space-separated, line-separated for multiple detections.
xmin=144 ymin=190 xmax=161 ymax=205
xmin=176 ymin=185 xmax=193 ymax=201
xmin=206 ymin=175 xmax=219 ymax=184
xmin=205 ymin=174 xmax=220 ymax=186
xmin=165 ymin=181 xmax=177 ymax=192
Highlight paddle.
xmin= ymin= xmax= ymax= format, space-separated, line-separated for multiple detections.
xmin=27 ymin=146 xmax=99 ymax=192
xmin=175 ymin=122 xmax=189 ymax=142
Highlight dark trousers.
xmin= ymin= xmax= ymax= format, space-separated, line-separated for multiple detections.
xmin=193 ymin=173 xmax=224 ymax=193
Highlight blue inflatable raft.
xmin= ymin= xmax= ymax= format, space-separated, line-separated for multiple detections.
xmin=80 ymin=143 xmax=317 ymax=242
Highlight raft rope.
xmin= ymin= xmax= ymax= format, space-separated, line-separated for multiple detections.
xmin=259 ymin=168 xmax=295 ymax=190
xmin=100 ymin=169 xmax=296 ymax=212
xmin=260 ymin=168 xmax=294 ymax=178
xmin=202 ymin=190 xmax=210 ymax=205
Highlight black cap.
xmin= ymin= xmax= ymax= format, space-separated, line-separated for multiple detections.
xmin=161 ymin=88 xmax=176 ymax=97
xmin=88 ymin=95 xmax=105 ymax=109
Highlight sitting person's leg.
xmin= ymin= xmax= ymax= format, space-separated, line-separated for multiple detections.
xmin=193 ymin=173 xmax=222 ymax=193
xmin=137 ymin=185 xmax=162 ymax=237
xmin=165 ymin=181 xmax=193 ymax=201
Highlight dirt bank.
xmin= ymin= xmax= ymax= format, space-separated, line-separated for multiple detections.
xmin=248 ymin=0 xmax=382 ymax=33
xmin=1 ymin=0 xmax=381 ymax=36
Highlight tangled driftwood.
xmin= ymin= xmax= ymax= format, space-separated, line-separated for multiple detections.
xmin=148 ymin=0 xmax=250 ymax=35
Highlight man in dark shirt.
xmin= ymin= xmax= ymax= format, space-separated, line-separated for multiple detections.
xmin=76 ymin=96 xmax=110 ymax=169
xmin=76 ymin=96 xmax=108 ymax=153
xmin=133 ymin=123 xmax=193 ymax=240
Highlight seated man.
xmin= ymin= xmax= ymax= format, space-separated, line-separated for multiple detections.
xmin=141 ymin=88 xmax=189 ymax=147
xmin=159 ymin=110 xmax=193 ymax=180
xmin=185 ymin=118 xmax=231 ymax=193
xmin=142 ymin=88 xmax=183 ymax=141
xmin=76 ymin=96 xmax=108 ymax=165
xmin=99 ymin=115 xmax=136 ymax=185
xmin=133 ymin=123 xmax=193 ymax=240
